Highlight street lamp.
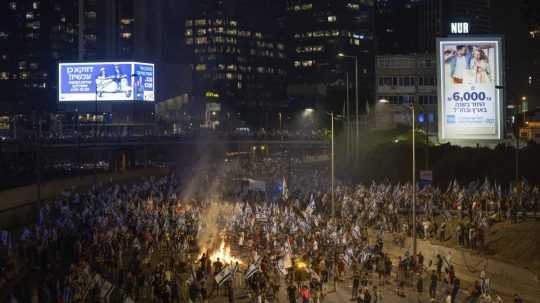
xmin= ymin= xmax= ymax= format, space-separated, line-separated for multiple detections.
xmin=337 ymin=53 xmax=359 ymax=161
xmin=303 ymin=108 xmax=342 ymax=221
xmin=378 ymin=99 xmax=420 ymax=256
xmin=508 ymin=103 xmax=521 ymax=201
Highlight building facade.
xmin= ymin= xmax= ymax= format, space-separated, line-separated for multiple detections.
xmin=417 ymin=0 xmax=493 ymax=53
xmin=285 ymin=0 xmax=376 ymax=113
xmin=521 ymin=0 xmax=540 ymax=110
xmin=374 ymin=54 xmax=438 ymax=132
xmin=183 ymin=1 xmax=288 ymax=129
xmin=375 ymin=0 xmax=419 ymax=55
xmin=0 ymin=0 xmax=79 ymax=113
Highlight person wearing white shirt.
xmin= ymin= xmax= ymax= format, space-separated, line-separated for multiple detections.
xmin=445 ymin=291 xmax=452 ymax=303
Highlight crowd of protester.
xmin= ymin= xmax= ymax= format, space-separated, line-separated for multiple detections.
xmin=0 ymin=156 xmax=536 ymax=303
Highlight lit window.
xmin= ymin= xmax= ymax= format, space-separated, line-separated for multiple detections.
xmin=185 ymin=29 xmax=192 ymax=36
xmin=9 ymin=2 xmax=16 ymax=10
xmin=346 ymin=3 xmax=359 ymax=10
xmin=27 ymin=21 xmax=40 ymax=30
xmin=328 ymin=16 xmax=336 ymax=22
xmin=0 ymin=72 xmax=9 ymax=80
xmin=294 ymin=61 xmax=300 ymax=67
xmin=121 ymin=32 xmax=132 ymax=39
xmin=0 ymin=32 xmax=8 ymax=39
xmin=85 ymin=11 xmax=96 ymax=18
xmin=26 ymin=12 xmax=34 ymax=20
xmin=196 ymin=37 xmax=208 ymax=44
xmin=185 ymin=20 xmax=192 ymax=26
xmin=186 ymin=38 xmax=193 ymax=45
xmin=195 ymin=19 xmax=206 ymax=26
xmin=32 ymin=2 xmax=39 ymax=10
xmin=226 ymin=73 xmax=234 ymax=79
xmin=195 ymin=64 xmax=206 ymax=71
xmin=197 ymin=29 xmax=206 ymax=35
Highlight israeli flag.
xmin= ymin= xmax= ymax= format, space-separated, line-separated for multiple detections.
xmin=245 ymin=257 xmax=262 ymax=280
xmin=341 ymin=254 xmax=352 ymax=269
xmin=277 ymin=258 xmax=288 ymax=276
xmin=100 ymin=280 xmax=115 ymax=301
xmin=308 ymin=268 xmax=321 ymax=282
xmin=215 ymin=263 xmax=239 ymax=286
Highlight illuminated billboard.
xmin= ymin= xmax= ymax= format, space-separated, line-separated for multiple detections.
xmin=58 ymin=62 xmax=155 ymax=102
xmin=437 ymin=37 xmax=503 ymax=141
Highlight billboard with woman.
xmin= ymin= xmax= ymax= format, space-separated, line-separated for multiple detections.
xmin=437 ymin=37 xmax=503 ymax=141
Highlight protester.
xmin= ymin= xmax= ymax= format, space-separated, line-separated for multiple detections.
xmin=1 ymin=156 xmax=530 ymax=303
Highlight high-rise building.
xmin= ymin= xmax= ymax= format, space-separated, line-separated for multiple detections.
xmin=417 ymin=0 xmax=493 ymax=53
xmin=78 ymin=0 xmax=165 ymax=62
xmin=443 ymin=0 xmax=492 ymax=35
xmin=375 ymin=0 xmax=419 ymax=55
xmin=521 ymin=0 xmax=540 ymax=109
xmin=0 ymin=0 xmax=175 ymax=114
xmin=417 ymin=0 xmax=441 ymax=53
xmin=285 ymin=0 xmax=376 ymax=113
xmin=0 ymin=0 xmax=79 ymax=113
xmin=183 ymin=1 xmax=288 ymax=128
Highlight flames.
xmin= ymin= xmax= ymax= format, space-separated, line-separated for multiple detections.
xmin=202 ymin=240 xmax=243 ymax=265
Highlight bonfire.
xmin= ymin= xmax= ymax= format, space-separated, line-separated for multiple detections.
xmin=201 ymin=239 xmax=243 ymax=265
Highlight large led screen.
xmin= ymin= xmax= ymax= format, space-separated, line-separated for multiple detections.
xmin=58 ymin=62 xmax=155 ymax=102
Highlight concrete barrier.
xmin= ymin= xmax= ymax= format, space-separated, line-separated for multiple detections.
xmin=0 ymin=168 xmax=170 ymax=229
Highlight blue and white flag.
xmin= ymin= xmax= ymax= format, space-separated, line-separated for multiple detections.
xmin=215 ymin=263 xmax=239 ymax=286
xmin=305 ymin=193 xmax=316 ymax=216
xmin=245 ymin=257 xmax=262 ymax=280
xmin=341 ymin=254 xmax=352 ymax=269
xmin=282 ymin=176 xmax=288 ymax=200
xmin=99 ymin=280 xmax=115 ymax=301
xmin=277 ymin=258 xmax=288 ymax=276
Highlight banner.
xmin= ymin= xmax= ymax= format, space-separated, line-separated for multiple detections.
xmin=58 ymin=62 xmax=155 ymax=102
xmin=437 ymin=37 xmax=503 ymax=141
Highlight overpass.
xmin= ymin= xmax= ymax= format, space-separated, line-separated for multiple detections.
xmin=1 ymin=137 xmax=330 ymax=152
xmin=0 ymin=137 xmax=331 ymax=182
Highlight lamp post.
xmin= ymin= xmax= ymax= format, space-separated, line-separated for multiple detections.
xmin=94 ymin=76 xmax=99 ymax=181
xmin=278 ymin=112 xmax=283 ymax=140
xmin=379 ymin=98 xmax=419 ymax=255
xmin=345 ymin=71 xmax=351 ymax=163
xmin=338 ymin=53 xmax=359 ymax=161
xmin=331 ymin=111 xmax=335 ymax=220
xmin=304 ymin=108 xmax=342 ymax=220
xmin=411 ymin=103 xmax=417 ymax=256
